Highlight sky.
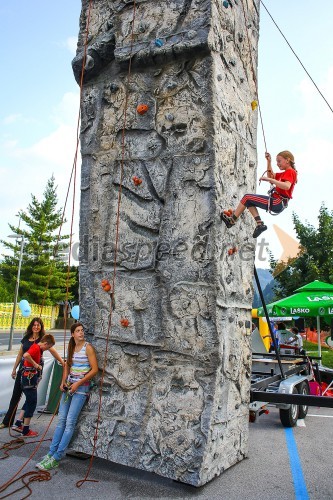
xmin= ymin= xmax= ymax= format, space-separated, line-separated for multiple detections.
xmin=1 ymin=0 xmax=333 ymax=271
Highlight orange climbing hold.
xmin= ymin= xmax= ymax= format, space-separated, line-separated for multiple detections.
xmin=132 ymin=176 xmax=143 ymax=186
xmin=227 ymin=247 xmax=238 ymax=256
xmin=223 ymin=209 xmax=233 ymax=217
xmin=137 ymin=104 xmax=149 ymax=115
xmin=101 ymin=279 xmax=112 ymax=292
xmin=120 ymin=318 xmax=130 ymax=327
xmin=251 ymin=100 xmax=258 ymax=111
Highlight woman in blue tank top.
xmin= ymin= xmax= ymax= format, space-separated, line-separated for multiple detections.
xmin=36 ymin=322 xmax=98 ymax=471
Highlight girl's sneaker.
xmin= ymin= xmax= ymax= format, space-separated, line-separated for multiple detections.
xmin=40 ymin=457 xmax=59 ymax=470
xmin=253 ymin=222 xmax=267 ymax=238
xmin=36 ymin=454 xmax=52 ymax=470
xmin=221 ymin=211 xmax=236 ymax=228
xmin=22 ymin=429 xmax=39 ymax=438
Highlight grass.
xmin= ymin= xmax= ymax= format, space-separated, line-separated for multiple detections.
xmin=303 ymin=340 xmax=333 ymax=369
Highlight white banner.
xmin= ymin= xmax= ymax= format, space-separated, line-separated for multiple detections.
xmin=0 ymin=357 xmax=54 ymax=414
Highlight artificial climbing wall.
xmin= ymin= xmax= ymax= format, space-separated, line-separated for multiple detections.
xmin=71 ymin=0 xmax=259 ymax=487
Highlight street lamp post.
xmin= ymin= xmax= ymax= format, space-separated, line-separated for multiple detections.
xmin=8 ymin=235 xmax=25 ymax=351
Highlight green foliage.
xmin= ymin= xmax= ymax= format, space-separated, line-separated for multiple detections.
xmin=0 ymin=274 xmax=13 ymax=302
xmin=270 ymin=204 xmax=333 ymax=298
xmin=303 ymin=340 xmax=333 ymax=369
xmin=0 ymin=176 xmax=77 ymax=305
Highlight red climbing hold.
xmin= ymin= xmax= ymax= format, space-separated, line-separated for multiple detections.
xmin=120 ymin=318 xmax=130 ymax=327
xmin=137 ymin=104 xmax=149 ymax=115
xmin=101 ymin=279 xmax=112 ymax=292
xmin=132 ymin=176 xmax=143 ymax=186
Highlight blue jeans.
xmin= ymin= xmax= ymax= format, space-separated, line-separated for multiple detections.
xmin=22 ymin=373 xmax=39 ymax=418
xmin=49 ymin=386 xmax=89 ymax=461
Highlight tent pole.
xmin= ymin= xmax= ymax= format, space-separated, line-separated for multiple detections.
xmin=254 ymin=266 xmax=285 ymax=378
xmin=316 ymin=316 xmax=322 ymax=366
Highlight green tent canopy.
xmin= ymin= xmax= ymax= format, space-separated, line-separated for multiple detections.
xmin=257 ymin=280 xmax=333 ymax=363
xmin=257 ymin=280 xmax=333 ymax=318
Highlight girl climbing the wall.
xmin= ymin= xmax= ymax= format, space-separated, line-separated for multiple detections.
xmin=221 ymin=151 xmax=297 ymax=238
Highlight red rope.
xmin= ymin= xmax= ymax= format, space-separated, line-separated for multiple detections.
xmin=240 ymin=0 xmax=268 ymax=152
xmin=39 ymin=0 xmax=92 ymax=358
xmin=0 ymin=471 xmax=52 ymax=500
xmin=0 ymin=398 xmax=60 ymax=498
xmin=76 ymin=0 xmax=137 ymax=488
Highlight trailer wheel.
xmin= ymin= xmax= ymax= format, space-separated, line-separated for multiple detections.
xmin=279 ymin=387 xmax=299 ymax=427
xmin=298 ymin=381 xmax=309 ymax=419
xmin=249 ymin=411 xmax=257 ymax=423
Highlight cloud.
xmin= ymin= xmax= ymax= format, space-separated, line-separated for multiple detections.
xmin=65 ymin=36 xmax=78 ymax=56
xmin=51 ymin=91 xmax=80 ymax=126
xmin=288 ymin=66 xmax=333 ymax=135
xmin=3 ymin=114 xmax=23 ymax=125
xmin=0 ymin=91 xmax=81 ymax=251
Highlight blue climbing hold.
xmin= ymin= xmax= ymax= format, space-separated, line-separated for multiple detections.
xmin=223 ymin=0 xmax=229 ymax=7
xmin=155 ymin=38 xmax=163 ymax=47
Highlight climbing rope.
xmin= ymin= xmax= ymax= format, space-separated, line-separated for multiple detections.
xmin=0 ymin=471 xmax=52 ymax=500
xmin=0 ymin=1 xmax=94 ymax=495
xmin=240 ymin=0 xmax=268 ymax=152
xmin=260 ymin=0 xmax=333 ymax=115
xmin=76 ymin=0 xmax=138 ymax=488
xmin=0 ymin=398 xmax=60 ymax=498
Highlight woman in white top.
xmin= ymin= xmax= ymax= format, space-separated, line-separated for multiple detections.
xmin=36 ymin=322 xmax=98 ymax=471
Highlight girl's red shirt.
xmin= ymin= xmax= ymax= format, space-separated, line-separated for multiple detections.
xmin=275 ymin=168 xmax=297 ymax=199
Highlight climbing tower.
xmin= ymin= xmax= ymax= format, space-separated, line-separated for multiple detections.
xmin=71 ymin=0 xmax=259 ymax=487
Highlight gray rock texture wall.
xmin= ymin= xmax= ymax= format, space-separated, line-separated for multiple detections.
xmin=71 ymin=0 xmax=260 ymax=487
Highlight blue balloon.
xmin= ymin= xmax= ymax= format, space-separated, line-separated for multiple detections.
xmin=71 ymin=305 xmax=80 ymax=320
xmin=19 ymin=299 xmax=29 ymax=310
xmin=22 ymin=306 xmax=31 ymax=318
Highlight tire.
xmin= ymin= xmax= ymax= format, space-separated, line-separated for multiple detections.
xmin=279 ymin=386 xmax=299 ymax=427
xmin=298 ymin=381 xmax=309 ymax=419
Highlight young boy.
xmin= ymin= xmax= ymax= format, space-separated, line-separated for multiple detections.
xmin=12 ymin=334 xmax=55 ymax=437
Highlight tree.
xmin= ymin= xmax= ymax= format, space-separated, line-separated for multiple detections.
xmin=0 ymin=176 xmax=77 ymax=305
xmin=270 ymin=204 xmax=333 ymax=298
xmin=0 ymin=274 xmax=13 ymax=302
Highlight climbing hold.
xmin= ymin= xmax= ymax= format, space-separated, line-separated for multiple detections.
xmin=223 ymin=0 xmax=229 ymax=8
xmin=110 ymin=83 xmax=119 ymax=93
xmin=223 ymin=209 xmax=233 ymax=217
xmin=137 ymin=104 xmax=149 ymax=115
xmin=132 ymin=176 xmax=143 ymax=186
xmin=165 ymin=113 xmax=174 ymax=121
xmin=155 ymin=38 xmax=163 ymax=47
xmin=120 ymin=318 xmax=130 ymax=327
xmin=227 ymin=247 xmax=238 ymax=256
xmin=251 ymin=100 xmax=258 ymax=111
xmin=101 ymin=279 xmax=112 ymax=292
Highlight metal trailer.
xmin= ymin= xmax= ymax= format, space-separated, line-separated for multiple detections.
xmin=251 ymin=266 xmax=333 ymax=427
xmin=250 ymin=353 xmax=333 ymax=427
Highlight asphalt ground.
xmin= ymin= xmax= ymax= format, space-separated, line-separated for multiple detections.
xmin=1 ymin=334 xmax=333 ymax=499
xmin=0 ymin=405 xmax=332 ymax=499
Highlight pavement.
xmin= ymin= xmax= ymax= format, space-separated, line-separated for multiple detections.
xmin=1 ymin=407 xmax=333 ymax=499
xmin=1 ymin=333 xmax=333 ymax=499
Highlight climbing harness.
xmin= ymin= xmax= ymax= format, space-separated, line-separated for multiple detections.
xmin=258 ymin=169 xmax=290 ymax=216
xmin=266 ymin=186 xmax=289 ymax=216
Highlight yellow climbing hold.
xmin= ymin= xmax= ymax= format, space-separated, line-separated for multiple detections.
xmin=251 ymin=100 xmax=258 ymax=111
